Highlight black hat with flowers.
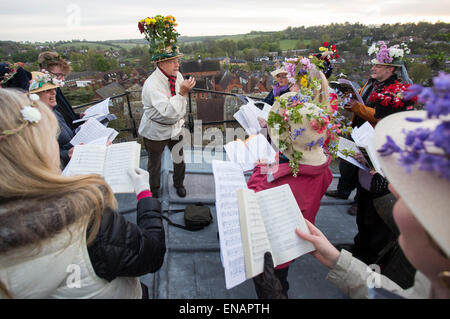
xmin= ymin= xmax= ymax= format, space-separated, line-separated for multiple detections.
xmin=0 ymin=62 xmax=32 ymax=91
xmin=138 ymin=15 xmax=183 ymax=62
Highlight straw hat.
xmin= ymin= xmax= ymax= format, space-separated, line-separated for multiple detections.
xmin=271 ymin=68 xmax=288 ymax=78
xmin=270 ymin=93 xmax=328 ymax=167
xmin=29 ymin=71 xmax=60 ymax=94
xmin=373 ymin=110 xmax=450 ymax=258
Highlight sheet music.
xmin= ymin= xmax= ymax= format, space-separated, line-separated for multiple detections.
xmin=224 ymin=140 xmax=255 ymax=172
xmin=104 ymin=142 xmax=140 ymax=193
xmin=351 ymin=122 xmax=384 ymax=176
xmin=70 ymin=118 xmax=118 ymax=145
xmin=338 ymin=79 xmax=364 ymax=104
xmin=233 ymin=110 xmax=255 ymax=136
xmin=337 ymin=137 xmax=369 ymax=171
xmin=212 ymin=160 xmax=248 ymax=289
xmin=246 ymin=134 xmax=276 ymax=165
xmin=87 ymin=136 xmax=109 ymax=146
xmin=224 ymin=134 xmax=275 ymax=172
xmin=256 ymin=184 xmax=315 ymax=266
xmin=238 ymin=189 xmax=272 ymax=277
xmin=83 ymin=97 xmax=110 ymax=118
xmin=241 ymin=103 xmax=262 ymax=132
xmin=64 ymin=145 xmax=107 ymax=176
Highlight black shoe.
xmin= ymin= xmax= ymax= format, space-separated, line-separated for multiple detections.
xmin=325 ymin=190 xmax=349 ymax=200
xmin=175 ymin=185 xmax=186 ymax=198
xmin=334 ymin=243 xmax=354 ymax=253
xmin=152 ymin=189 xmax=159 ymax=198
xmin=347 ymin=203 xmax=357 ymax=216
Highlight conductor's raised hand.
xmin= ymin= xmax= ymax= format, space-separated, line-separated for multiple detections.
xmin=179 ymin=77 xmax=196 ymax=96
xmin=127 ymin=167 xmax=150 ymax=195
xmin=296 ymin=220 xmax=340 ymax=269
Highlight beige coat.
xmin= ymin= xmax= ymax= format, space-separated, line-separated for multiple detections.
xmin=138 ymin=67 xmax=187 ymax=141
xmin=326 ymin=249 xmax=431 ymax=299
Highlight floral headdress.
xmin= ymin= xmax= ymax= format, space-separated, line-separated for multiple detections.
xmin=311 ymin=42 xmax=339 ymax=78
xmin=0 ymin=94 xmax=42 ymax=142
xmin=378 ymin=72 xmax=450 ymax=180
xmin=29 ymin=70 xmax=63 ymax=93
xmin=138 ymin=15 xmax=182 ymax=62
xmin=0 ymin=62 xmax=22 ymax=85
xmin=268 ymin=58 xmax=352 ymax=176
xmin=368 ymin=41 xmax=410 ymax=67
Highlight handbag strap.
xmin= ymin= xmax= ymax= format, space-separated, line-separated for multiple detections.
xmin=161 ymin=215 xmax=204 ymax=231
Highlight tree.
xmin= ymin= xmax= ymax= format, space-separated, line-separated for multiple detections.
xmin=408 ymin=62 xmax=432 ymax=85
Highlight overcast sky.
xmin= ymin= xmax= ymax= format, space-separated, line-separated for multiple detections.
xmin=2 ymin=0 xmax=449 ymax=42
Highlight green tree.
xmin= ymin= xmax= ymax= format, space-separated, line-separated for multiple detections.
xmin=408 ymin=62 xmax=432 ymax=85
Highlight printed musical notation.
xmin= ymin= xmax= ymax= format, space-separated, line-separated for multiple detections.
xmin=212 ymin=160 xmax=248 ymax=289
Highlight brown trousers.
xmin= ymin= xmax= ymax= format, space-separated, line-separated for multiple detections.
xmin=143 ymin=135 xmax=185 ymax=193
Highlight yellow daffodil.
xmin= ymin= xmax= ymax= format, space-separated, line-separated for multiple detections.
xmin=301 ymin=76 xmax=308 ymax=87
xmin=319 ymin=47 xmax=327 ymax=52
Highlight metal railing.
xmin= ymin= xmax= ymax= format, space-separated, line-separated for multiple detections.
xmin=72 ymin=88 xmax=267 ymax=137
xmin=73 ymin=91 xmax=139 ymax=138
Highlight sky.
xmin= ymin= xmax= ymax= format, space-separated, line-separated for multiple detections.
xmin=1 ymin=0 xmax=449 ymax=42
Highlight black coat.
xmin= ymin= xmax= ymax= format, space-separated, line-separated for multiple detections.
xmin=55 ymin=88 xmax=82 ymax=130
xmin=53 ymin=109 xmax=74 ymax=168
xmin=87 ymin=197 xmax=166 ymax=282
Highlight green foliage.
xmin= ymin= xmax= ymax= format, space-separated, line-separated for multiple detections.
xmin=61 ymin=86 xmax=95 ymax=106
xmin=408 ymin=62 xmax=433 ymax=85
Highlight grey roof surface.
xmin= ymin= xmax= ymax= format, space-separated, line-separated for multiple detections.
xmin=116 ymin=147 xmax=357 ymax=299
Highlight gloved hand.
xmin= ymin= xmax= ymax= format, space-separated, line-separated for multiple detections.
xmin=253 ymin=252 xmax=287 ymax=299
xmin=127 ymin=167 xmax=150 ymax=195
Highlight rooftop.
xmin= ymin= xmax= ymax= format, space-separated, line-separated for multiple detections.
xmin=117 ymin=147 xmax=357 ymax=299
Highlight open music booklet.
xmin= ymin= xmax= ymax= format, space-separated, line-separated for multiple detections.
xmin=350 ymin=121 xmax=384 ymax=176
xmin=224 ymin=134 xmax=276 ymax=172
xmin=233 ymin=97 xmax=272 ymax=135
xmin=236 ymin=184 xmax=314 ymax=279
xmin=330 ymin=78 xmax=364 ymax=105
xmin=63 ymin=141 xmax=141 ymax=193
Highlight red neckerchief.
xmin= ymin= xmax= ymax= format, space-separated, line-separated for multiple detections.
xmin=159 ymin=67 xmax=176 ymax=96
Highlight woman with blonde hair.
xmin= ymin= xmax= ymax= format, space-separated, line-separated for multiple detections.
xmin=0 ymin=88 xmax=166 ymax=299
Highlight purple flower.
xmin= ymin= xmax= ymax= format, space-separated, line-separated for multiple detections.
xmin=378 ymin=135 xmax=402 ymax=156
xmin=405 ymin=117 xmax=423 ymax=123
xmin=291 ymin=128 xmax=306 ymax=141
xmin=306 ymin=140 xmax=316 ymax=151
xmin=433 ymin=72 xmax=450 ymax=92
xmin=398 ymin=151 xmax=420 ymax=173
xmin=404 ymin=84 xmax=423 ymax=101
xmin=417 ymin=153 xmax=439 ymax=172
xmin=431 ymin=121 xmax=450 ymax=154
xmin=316 ymin=137 xmax=325 ymax=147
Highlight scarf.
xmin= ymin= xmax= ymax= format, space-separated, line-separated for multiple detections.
xmin=273 ymin=83 xmax=289 ymax=97
xmin=159 ymin=67 xmax=177 ymax=96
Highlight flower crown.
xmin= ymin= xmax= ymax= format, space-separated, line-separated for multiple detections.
xmin=0 ymin=62 xmax=22 ymax=85
xmin=268 ymin=58 xmax=352 ymax=176
xmin=138 ymin=15 xmax=180 ymax=61
xmin=368 ymin=41 xmax=411 ymax=66
xmin=29 ymin=70 xmax=64 ymax=91
xmin=0 ymin=94 xmax=42 ymax=142
xmin=378 ymin=72 xmax=449 ymax=180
